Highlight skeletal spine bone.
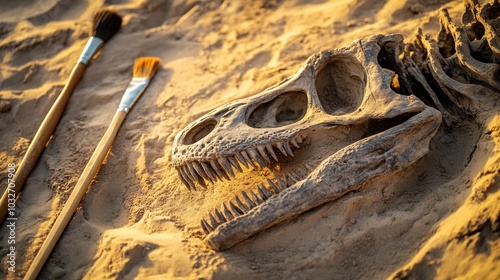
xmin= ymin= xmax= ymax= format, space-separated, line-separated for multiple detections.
xmin=171 ymin=0 xmax=500 ymax=251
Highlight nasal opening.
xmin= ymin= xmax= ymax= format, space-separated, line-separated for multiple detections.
xmin=247 ymin=91 xmax=308 ymax=128
xmin=183 ymin=119 xmax=217 ymax=145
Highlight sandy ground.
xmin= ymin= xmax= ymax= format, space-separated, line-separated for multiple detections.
xmin=0 ymin=0 xmax=499 ymax=279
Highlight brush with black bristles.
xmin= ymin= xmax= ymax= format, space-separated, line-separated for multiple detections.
xmin=0 ymin=10 xmax=122 ymax=224
xmin=24 ymin=57 xmax=160 ymax=280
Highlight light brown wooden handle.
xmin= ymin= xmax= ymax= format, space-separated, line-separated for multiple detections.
xmin=0 ymin=63 xmax=87 ymax=223
xmin=24 ymin=110 xmax=127 ymax=280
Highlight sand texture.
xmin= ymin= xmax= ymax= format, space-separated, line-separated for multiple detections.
xmin=0 ymin=0 xmax=499 ymax=279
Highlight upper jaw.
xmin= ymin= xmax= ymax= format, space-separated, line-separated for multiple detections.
xmin=202 ymin=106 xmax=441 ymax=250
xmin=172 ymin=129 xmax=307 ymax=190
xmin=171 ymin=98 xmax=427 ymax=176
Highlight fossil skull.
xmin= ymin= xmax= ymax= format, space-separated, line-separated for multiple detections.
xmin=171 ymin=34 xmax=442 ymax=251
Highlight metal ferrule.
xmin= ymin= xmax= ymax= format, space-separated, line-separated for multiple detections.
xmin=77 ymin=36 xmax=104 ymax=65
xmin=118 ymin=77 xmax=150 ymax=113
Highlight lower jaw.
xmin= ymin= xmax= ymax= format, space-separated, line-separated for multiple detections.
xmin=204 ymin=107 xmax=441 ymax=251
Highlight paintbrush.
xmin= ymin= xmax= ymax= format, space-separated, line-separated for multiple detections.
xmin=24 ymin=57 xmax=160 ymax=280
xmin=0 ymin=10 xmax=122 ymax=223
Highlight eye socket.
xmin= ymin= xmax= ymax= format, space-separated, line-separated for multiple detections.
xmin=315 ymin=56 xmax=365 ymax=115
xmin=247 ymin=91 xmax=308 ymax=128
xmin=183 ymin=119 xmax=217 ymax=145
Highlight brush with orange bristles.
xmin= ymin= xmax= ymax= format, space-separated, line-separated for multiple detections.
xmin=0 ymin=10 xmax=122 ymax=224
xmin=24 ymin=57 xmax=161 ymax=280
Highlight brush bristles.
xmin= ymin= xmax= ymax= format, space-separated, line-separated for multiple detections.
xmin=92 ymin=9 xmax=122 ymax=42
xmin=133 ymin=57 xmax=161 ymax=79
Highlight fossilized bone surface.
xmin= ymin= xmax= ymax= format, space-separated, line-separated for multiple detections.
xmin=172 ymin=0 xmax=500 ymax=252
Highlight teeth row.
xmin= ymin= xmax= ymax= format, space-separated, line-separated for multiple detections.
xmin=177 ymin=135 xmax=306 ymax=190
xmin=200 ymin=164 xmax=314 ymax=235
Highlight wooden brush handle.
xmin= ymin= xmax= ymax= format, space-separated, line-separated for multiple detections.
xmin=0 ymin=62 xmax=87 ymax=224
xmin=24 ymin=110 xmax=127 ymax=280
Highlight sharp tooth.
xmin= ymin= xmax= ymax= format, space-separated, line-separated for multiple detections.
xmin=197 ymin=177 xmax=207 ymax=189
xmin=248 ymin=148 xmax=266 ymax=168
xmin=305 ymin=163 xmax=314 ymax=171
xmin=287 ymin=172 xmax=299 ymax=183
xmin=177 ymin=169 xmax=192 ymax=190
xmin=201 ymin=219 xmax=213 ymax=234
xmin=222 ymin=203 xmax=234 ymax=220
xmin=201 ymin=162 xmax=217 ymax=182
xmin=193 ymin=161 xmax=211 ymax=183
xmin=188 ymin=162 xmax=198 ymax=177
xmin=266 ymin=178 xmax=284 ymax=192
xmin=218 ymin=157 xmax=235 ymax=178
xmin=267 ymin=178 xmax=281 ymax=193
xmin=284 ymin=141 xmax=294 ymax=156
xmin=187 ymin=163 xmax=200 ymax=181
xmin=219 ymin=166 xmax=231 ymax=181
xmin=266 ymin=144 xmax=278 ymax=162
xmin=275 ymin=176 xmax=287 ymax=189
xmin=214 ymin=209 xmax=227 ymax=223
xmin=282 ymin=174 xmax=292 ymax=186
xmin=235 ymin=152 xmax=249 ymax=168
xmin=188 ymin=163 xmax=207 ymax=188
xmin=235 ymin=195 xmax=249 ymax=212
xmin=229 ymin=201 xmax=244 ymax=216
xmin=210 ymin=160 xmax=226 ymax=181
xmin=182 ymin=165 xmax=195 ymax=181
xmin=208 ymin=212 xmax=219 ymax=229
xmin=296 ymin=134 xmax=303 ymax=144
xmin=228 ymin=156 xmax=243 ymax=173
xmin=250 ymin=190 xmax=263 ymax=205
xmin=276 ymin=142 xmax=288 ymax=156
xmin=258 ymin=184 xmax=272 ymax=199
xmin=257 ymin=145 xmax=271 ymax=163
xmin=291 ymin=170 xmax=302 ymax=180
xmin=181 ymin=166 xmax=197 ymax=190
xmin=241 ymin=191 xmax=256 ymax=208
xmin=291 ymin=138 xmax=299 ymax=148
xmin=241 ymin=150 xmax=256 ymax=169
xmin=297 ymin=167 xmax=308 ymax=177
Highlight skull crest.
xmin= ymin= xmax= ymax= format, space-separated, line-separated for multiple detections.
xmin=172 ymin=34 xmax=442 ymax=250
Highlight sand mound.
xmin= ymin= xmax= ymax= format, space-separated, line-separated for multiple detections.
xmin=1 ymin=0 xmax=498 ymax=279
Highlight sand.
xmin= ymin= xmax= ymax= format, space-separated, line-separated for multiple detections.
xmin=0 ymin=0 xmax=499 ymax=279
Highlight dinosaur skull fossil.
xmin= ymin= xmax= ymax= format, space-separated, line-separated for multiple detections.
xmin=171 ymin=34 xmax=442 ymax=250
